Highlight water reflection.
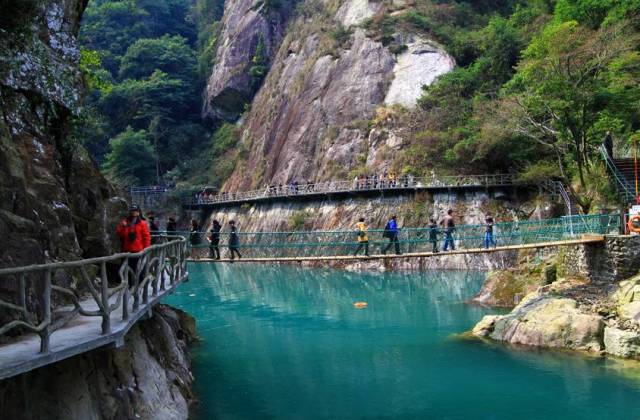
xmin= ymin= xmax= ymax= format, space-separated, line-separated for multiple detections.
xmin=165 ymin=264 xmax=640 ymax=420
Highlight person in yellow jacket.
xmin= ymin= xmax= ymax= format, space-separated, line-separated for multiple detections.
xmin=353 ymin=217 xmax=369 ymax=257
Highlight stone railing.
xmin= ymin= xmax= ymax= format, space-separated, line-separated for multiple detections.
xmin=0 ymin=236 xmax=189 ymax=354
xmin=184 ymin=173 xmax=521 ymax=207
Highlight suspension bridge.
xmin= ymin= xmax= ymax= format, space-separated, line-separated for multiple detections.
xmin=186 ymin=213 xmax=621 ymax=263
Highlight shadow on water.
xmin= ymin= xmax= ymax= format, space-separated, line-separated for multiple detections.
xmin=165 ymin=264 xmax=640 ymax=420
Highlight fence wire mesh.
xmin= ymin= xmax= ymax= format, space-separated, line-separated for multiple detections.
xmin=178 ymin=213 xmax=620 ymax=259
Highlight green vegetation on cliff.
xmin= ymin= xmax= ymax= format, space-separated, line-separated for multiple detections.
xmin=384 ymin=0 xmax=640 ymax=212
xmin=76 ymin=0 xmax=231 ymax=188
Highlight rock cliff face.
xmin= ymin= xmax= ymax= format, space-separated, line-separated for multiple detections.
xmin=205 ymin=0 xmax=455 ymax=190
xmin=0 ymin=305 xmax=196 ymax=420
xmin=0 ymin=5 xmax=197 ymax=418
xmin=0 ymin=0 xmax=124 ymax=269
xmin=203 ymin=0 xmax=296 ymax=121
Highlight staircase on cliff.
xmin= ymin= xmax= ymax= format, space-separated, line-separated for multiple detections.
xmin=600 ymin=145 xmax=637 ymax=204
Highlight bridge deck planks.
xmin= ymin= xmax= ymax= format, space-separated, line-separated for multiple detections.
xmin=188 ymin=236 xmax=605 ymax=263
xmin=0 ymin=272 xmax=188 ymax=381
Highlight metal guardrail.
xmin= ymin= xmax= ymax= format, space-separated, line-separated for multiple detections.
xmin=130 ymin=186 xmax=172 ymax=194
xmin=600 ymin=145 xmax=636 ymax=203
xmin=183 ymin=174 xmax=521 ymax=207
xmin=184 ymin=213 xmax=620 ymax=259
xmin=0 ymin=236 xmax=189 ymax=353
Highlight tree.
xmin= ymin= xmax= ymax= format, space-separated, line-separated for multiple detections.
xmin=102 ymin=127 xmax=157 ymax=186
xmin=119 ymin=35 xmax=197 ymax=82
xmin=98 ymin=70 xmax=194 ymax=132
xmin=499 ymin=20 xmax=640 ymax=211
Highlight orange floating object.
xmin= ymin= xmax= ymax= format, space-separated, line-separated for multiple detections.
xmin=354 ymin=302 xmax=368 ymax=309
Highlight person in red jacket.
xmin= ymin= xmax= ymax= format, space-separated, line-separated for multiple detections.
xmin=116 ymin=205 xmax=151 ymax=253
xmin=117 ymin=205 xmax=151 ymax=287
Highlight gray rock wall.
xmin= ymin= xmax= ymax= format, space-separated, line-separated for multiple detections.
xmin=559 ymin=235 xmax=640 ymax=283
xmin=212 ymin=1 xmax=455 ymax=190
xmin=0 ymin=305 xmax=196 ymax=420
xmin=203 ymin=0 xmax=296 ymax=120
xmin=0 ymin=0 xmax=124 ymax=269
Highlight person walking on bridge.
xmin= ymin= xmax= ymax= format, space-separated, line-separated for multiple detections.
xmin=116 ymin=205 xmax=151 ymax=285
xmin=441 ymin=210 xmax=456 ymax=251
xmin=353 ymin=217 xmax=369 ymax=257
xmin=228 ymin=220 xmax=242 ymax=261
xmin=382 ymin=215 xmax=402 ymax=255
xmin=484 ymin=214 xmax=497 ymax=249
xmin=166 ymin=216 xmax=177 ymax=234
xmin=428 ymin=218 xmax=439 ymax=253
xmin=116 ymin=205 xmax=151 ymax=253
xmin=190 ymin=219 xmax=201 ymax=247
xmin=208 ymin=220 xmax=222 ymax=260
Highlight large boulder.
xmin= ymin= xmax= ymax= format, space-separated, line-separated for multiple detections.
xmin=473 ymin=294 xmax=605 ymax=352
xmin=604 ymin=327 xmax=640 ymax=359
xmin=612 ymin=277 xmax=640 ymax=323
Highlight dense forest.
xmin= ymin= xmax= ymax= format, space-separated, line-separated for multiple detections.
xmin=76 ymin=0 xmax=225 ymax=186
xmin=76 ymin=0 xmax=640 ymax=212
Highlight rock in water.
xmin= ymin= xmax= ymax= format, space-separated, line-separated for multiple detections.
xmin=604 ymin=327 xmax=640 ymax=359
xmin=474 ymin=294 xmax=605 ymax=352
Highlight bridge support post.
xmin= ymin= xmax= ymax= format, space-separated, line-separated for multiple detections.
xmin=100 ymin=262 xmax=111 ymax=335
xmin=39 ymin=269 xmax=52 ymax=353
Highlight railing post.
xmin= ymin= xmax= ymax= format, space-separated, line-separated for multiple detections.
xmin=39 ymin=269 xmax=52 ymax=353
xmin=122 ymin=257 xmax=130 ymax=321
xmin=100 ymin=261 xmax=111 ymax=334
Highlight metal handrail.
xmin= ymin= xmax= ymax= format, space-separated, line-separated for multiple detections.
xmin=600 ymin=144 xmax=636 ymax=203
xmin=184 ymin=174 xmax=521 ymax=206
xmin=0 ymin=236 xmax=189 ymax=353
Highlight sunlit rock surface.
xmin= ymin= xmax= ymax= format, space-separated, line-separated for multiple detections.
xmin=384 ymin=36 xmax=455 ymax=107
xmin=335 ymin=0 xmax=383 ymax=27
xmin=474 ymin=294 xmax=605 ymax=352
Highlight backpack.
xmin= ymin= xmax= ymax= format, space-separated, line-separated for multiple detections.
xmin=383 ymin=221 xmax=392 ymax=238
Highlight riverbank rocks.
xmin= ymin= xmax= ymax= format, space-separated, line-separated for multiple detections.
xmin=473 ymin=294 xmax=605 ymax=352
xmin=613 ymin=277 xmax=640 ymax=323
xmin=604 ymin=327 xmax=640 ymax=359
xmin=472 ymin=253 xmax=556 ymax=308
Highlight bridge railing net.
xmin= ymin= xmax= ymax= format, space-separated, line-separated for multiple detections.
xmin=186 ymin=213 xmax=620 ymax=259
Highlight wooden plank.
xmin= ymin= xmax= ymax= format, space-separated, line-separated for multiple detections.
xmin=188 ymin=237 xmax=605 ymax=264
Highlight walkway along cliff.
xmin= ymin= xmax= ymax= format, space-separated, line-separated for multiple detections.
xmin=0 ymin=2 xmax=197 ymax=418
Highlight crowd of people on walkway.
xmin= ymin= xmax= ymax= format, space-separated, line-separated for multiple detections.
xmin=115 ymin=204 xmax=499 ymax=262
xmin=188 ymin=172 xmax=464 ymax=206
xmin=352 ymin=172 xmax=417 ymax=190
xmin=352 ymin=211 xmax=497 ymax=257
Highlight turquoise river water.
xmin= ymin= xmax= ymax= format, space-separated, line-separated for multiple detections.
xmin=164 ymin=264 xmax=640 ymax=420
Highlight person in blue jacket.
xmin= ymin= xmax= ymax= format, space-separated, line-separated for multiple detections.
xmin=382 ymin=215 xmax=402 ymax=255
